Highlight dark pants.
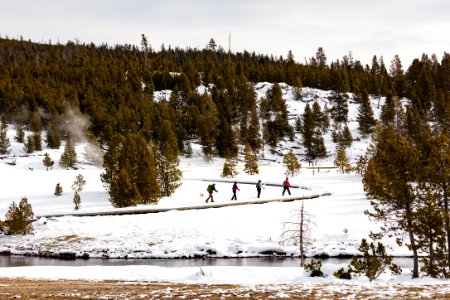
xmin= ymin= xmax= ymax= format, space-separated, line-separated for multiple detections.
xmin=206 ymin=192 xmax=214 ymax=202
xmin=282 ymin=187 xmax=291 ymax=196
xmin=231 ymin=192 xmax=237 ymax=200
xmin=257 ymin=188 xmax=261 ymax=198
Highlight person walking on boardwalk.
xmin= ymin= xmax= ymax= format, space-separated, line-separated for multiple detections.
xmin=256 ymin=180 xmax=263 ymax=198
xmin=231 ymin=181 xmax=240 ymax=200
xmin=282 ymin=177 xmax=291 ymax=196
xmin=205 ymin=183 xmax=218 ymax=203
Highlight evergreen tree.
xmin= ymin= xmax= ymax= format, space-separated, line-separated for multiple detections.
xmin=293 ymin=76 xmax=303 ymax=100
xmin=46 ymin=122 xmax=61 ymax=149
xmin=154 ymin=148 xmax=182 ymax=197
xmin=311 ymin=127 xmax=327 ymax=158
xmin=350 ymin=238 xmax=401 ymax=281
xmin=334 ymin=147 xmax=351 ymax=173
xmin=24 ymin=135 xmax=35 ymax=153
xmin=283 ymin=150 xmax=302 ymax=177
xmin=73 ymin=192 xmax=81 ymax=210
xmin=54 ymin=183 xmax=63 ymax=196
xmin=14 ymin=125 xmax=25 ymax=143
xmin=356 ymin=89 xmax=376 ymax=137
xmin=221 ymin=159 xmax=239 ymax=178
xmin=72 ymin=174 xmax=86 ymax=193
xmin=42 ymin=153 xmax=54 ymax=170
xmin=110 ymin=166 xmax=142 ymax=208
xmin=380 ymin=92 xmax=395 ymax=126
xmin=243 ymin=144 xmax=259 ymax=175
xmin=33 ymin=131 xmax=42 ymax=151
xmin=59 ymin=136 xmax=77 ymax=169
xmin=0 ymin=121 xmax=10 ymax=154
xmin=422 ymin=131 xmax=450 ymax=272
xmin=301 ymin=103 xmax=315 ymax=159
xmin=413 ymin=186 xmax=447 ymax=278
xmin=363 ymin=126 xmax=421 ymax=278
xmin=330 ymin=91 xmax=349 ymax=123
xmin=4 ymin=197 xmax=34 ymax=235
xmin=101 ymin=133 xmax=160 ymax=207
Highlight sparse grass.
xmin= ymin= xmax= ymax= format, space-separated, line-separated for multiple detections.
xmin=0 ymin=278 xmax=448 ymax=299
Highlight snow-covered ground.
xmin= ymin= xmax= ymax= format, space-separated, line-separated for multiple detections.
xmin=0 ymin=84 xmax=448 ymax=289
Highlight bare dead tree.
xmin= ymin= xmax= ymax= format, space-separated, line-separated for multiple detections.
xmin=279 ymin=200 xmax=315 ymax=267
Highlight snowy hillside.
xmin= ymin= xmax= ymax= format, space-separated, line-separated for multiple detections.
xmin=0 ymin=83 xmax=394 ymax=259
xmin=4 ymin=83 xmax=447 ymax=288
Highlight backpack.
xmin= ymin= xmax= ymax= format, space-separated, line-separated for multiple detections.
xmin=207 ymin=185 xmax=213 ymax=193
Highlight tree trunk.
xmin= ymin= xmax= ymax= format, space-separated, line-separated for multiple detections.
xmin=443 ymin=182 xmax=450 ymax=271
xmin=408 ymin=224 xmax=419 ymax=278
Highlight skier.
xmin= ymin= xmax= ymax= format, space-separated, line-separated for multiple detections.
xmin=256 ymin=180 xmax=263 ymax=198
xmin=231 ymin=181 xmax=240 ymax=201
xmin=282 ymin=177 xmax=291 ymax=196
xmin=205 ymin=183 xmax=218 ymax=203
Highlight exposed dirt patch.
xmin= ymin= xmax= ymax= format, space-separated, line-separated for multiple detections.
xmin=0 ymin=278 xmax=448 ymax=299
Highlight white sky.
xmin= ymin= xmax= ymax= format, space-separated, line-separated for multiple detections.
xmin=0 ymin=0 xmax=449 ymax=67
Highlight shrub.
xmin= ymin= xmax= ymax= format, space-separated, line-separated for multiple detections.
xmin=333 ymin=267 xmax=352 ymax=279
xmin=350 ymin=238 xmax=401 ymax=281
xmin=304 ymin=259 xmax=324 ymax=277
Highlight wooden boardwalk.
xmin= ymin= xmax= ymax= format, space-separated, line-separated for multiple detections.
xmin=38 ymin=193 xmax=331 ymax=218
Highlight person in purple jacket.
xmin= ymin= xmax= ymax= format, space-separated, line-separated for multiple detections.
xmin=231 ymin=181 xmax=240 ymax=200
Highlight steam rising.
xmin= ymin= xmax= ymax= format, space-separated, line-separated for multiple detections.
xmin=64 ymin=107 xmax=104 ymax=167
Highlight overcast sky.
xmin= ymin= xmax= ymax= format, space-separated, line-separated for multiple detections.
xmin=1 ymin=0 xmax=448 ymax=67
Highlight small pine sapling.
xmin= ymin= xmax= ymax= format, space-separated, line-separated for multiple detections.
xmin=42 ymin=153 xmax=54 ymax=171
xmin=54 ymin=183 xmax=63 ymax=196
xmin=304 ymin=259 xmax=324 ymax=277
xmin=73 ymin=192 xmax=81 ymax=210
xmin=71 ymin=174 xmax=86 ymax=210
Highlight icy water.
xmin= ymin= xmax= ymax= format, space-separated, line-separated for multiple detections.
xmin=0 ymin=256 xmax=413 ymax=268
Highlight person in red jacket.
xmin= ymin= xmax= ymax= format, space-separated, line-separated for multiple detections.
xmin=231 ymin=181 xmax=240 ymax=201
xmin=282 ymin=177 xmax=291 ymax=196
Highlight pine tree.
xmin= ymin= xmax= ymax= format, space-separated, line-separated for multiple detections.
xmin=24 ymin=135 xmax=35 ymax=153
xmin=413 ymin=186 xmax=447 ymax=278
xmin=110 ymin=167 xmax=142 ymax=208
xmin=422 ymin=131 xmax=450 ymax=273
xmin=356 ymin=89 xmax=376 ymax=137
xmin=283 ymin=150 xmax=302 ymax=177
xmin=46 ymin=122 xmax=61 ymax=149
xmin=311 ymin=127 xmax=327 ymax=159
xmin=330 ymin=91 xmax=349 ymax=123
xmin=221 ymin=159 xmax=239 ymax=178
xmin=73 ymin=192 xmax=81 ymax=210
xmin=54 ymin=183 xmax=63 ymax=196
xmin=72 ymin=174 xmax=86 ymax=193
xmin=363 ymin=126 xmax=421 ymax=278
xmin=301 ymin=103 xmax=315 ymax=159
xmin=42 ymin=153 xmax=54 ymax=170
xmin=243 ymin=144 xmax=259 ymax=175
xmin=101 ymin=133 xmax=160 ymax=207
xmin=33 ymin=131 xmax=42 ymax=151
xmin=14 ymin=125 xmax=25 ymax=143
xmin=293 ymin=76 xmax=303 ymax=100
xmin=334 ymin=147 xmax=351 ymax=173
xmin=0 ymin=121 xmax=10 ymax=154
xmin=59 ymin=136 xmax=77 ymax=169
xmin=4 ymin=197 xmax=34 ymax=235
xmin=350 ymin=238 xmax=401 ymax=281
xmin=154 ymin=148 xmax=182 ymax=197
